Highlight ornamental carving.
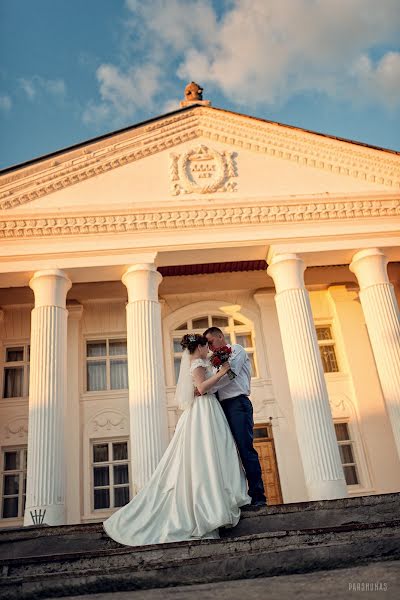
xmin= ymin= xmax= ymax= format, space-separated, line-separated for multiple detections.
xmin=0 ymin=197 xmax=397 ymax=238
xmin=88 ymin=409 xmax=128 ymax=436
xmin=170 ymin=145 xmax=237 ymax=195
xmin=3 ymin=417 xmax=28 ymax=441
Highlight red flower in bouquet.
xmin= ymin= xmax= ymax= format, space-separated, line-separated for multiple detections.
xmin=210 ymin=345 xmax=236 ymax=379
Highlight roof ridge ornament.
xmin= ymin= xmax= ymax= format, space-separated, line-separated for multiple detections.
xmin=180 ymin=82 xmax=211 ymax=108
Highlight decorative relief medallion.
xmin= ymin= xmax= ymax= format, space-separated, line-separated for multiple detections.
xmin=170 ymin=145 xmax=237 ymax=195
xmin=4 ymin=417 xmax=28 ymax=440
xmin=88 ymin=409 xmax=128 ymax=435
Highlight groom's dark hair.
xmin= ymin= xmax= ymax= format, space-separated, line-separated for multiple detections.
xmin=203 ymin=326 xmax=224 ymax=337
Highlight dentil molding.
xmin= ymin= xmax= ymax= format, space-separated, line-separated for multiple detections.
xmin=0 ymin=197 xmax=398 ymax=238
xmin=1 ymin=107 xmax=399 ymax=211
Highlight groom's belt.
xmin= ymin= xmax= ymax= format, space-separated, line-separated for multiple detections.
xmin=219 ymin=393 xmax=250 ymax=402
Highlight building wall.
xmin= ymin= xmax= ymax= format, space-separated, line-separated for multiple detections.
xmin=1 ymin=271 xmax=400 ymax=527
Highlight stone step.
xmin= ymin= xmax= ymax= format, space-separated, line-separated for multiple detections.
xmin=1 ymin=493 xmax=399 ymax=599
xmin=1 ymin=492 xmax=398 ymax=560
xmin=1 ymin=520 xmax=399 ymax=599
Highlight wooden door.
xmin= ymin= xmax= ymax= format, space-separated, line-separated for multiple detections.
xmin=253 ymin=423 xmax=283 ymax=505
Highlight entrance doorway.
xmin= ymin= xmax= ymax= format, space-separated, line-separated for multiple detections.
xmin=253 ymin=422 xmax=283 ymax=505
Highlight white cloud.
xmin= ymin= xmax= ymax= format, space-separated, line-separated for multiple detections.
xmin=351 ymin=51 xmax=400 ymax=109
xmin=85 ymin=0 xmax=400 ymax=125
xmin=0 ymin=95 xmax=12 ymax=111
xmin=19 ymin=76 xmax=66 ymax=100
xmin=175 ymin=0 xmax=400 ymax=107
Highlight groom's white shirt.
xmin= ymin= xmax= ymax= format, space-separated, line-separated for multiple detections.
xmin=210 ymin=344 xmax=251 ymax=400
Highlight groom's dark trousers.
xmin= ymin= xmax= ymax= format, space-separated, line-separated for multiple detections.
xmin=220 ymin=394 xmax=266 ymax=503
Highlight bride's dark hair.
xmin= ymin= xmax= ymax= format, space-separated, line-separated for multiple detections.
xmin=180 ymin=333 xmax=208 ymax=354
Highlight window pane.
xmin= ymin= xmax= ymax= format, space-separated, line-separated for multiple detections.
xmin=4 ymin=451 xmax=19 ymax=471
xmin=87 ymin=361 xmax=106 ymax=391
xmin=344 ymin=465 xmax=359 ymax=485
xmin=319 ymin=345 xmax=339 ymax=373
xmin=93 ymin=444 xmax=108 ymax=463
xmin=224 ymin=333 xmax=232 ymax=345
xmin=110 ymin=359 xmax=128 ymax=389
xmin=27 ymin=346 xmax=30 ymax=361
xmin=174 ymin=357 xmax=181 ymax=384
xmin=109 ymin=340 xmax=127 ymax=356
xmin=173 ymin=339 xmax=182 ymax=353
xmin=192 ymin=317 xmax=209 ymax=329
xmin=114 ymin=464 xmax=129 ymax=485
xmin=316 ymin=327 xmax=332 ymax=341
xmin=175 ymin=321 xmax=188 ymax=331
xmin=334 ymin=423 xmax=349 ymax=442
xmin=248 ymin=353 xmax=256 ymax=377
xmin=234 ymin=319 xmax=245 ymax=326
xmin=339 ymin=444 xmax=355 ymax=465
xmin=87 ymin=341 xmax=107 ymax=357
xmin=2 ymin=497 xmax=18 ymax=518
xmin=6 ymin=347 xmax=24 ymax=362
xmin=94 ymin=466 xmax=109 ymax=487
xmin=114 ymin=486 xmax=129 ymax=507
xmin=4 ymin=474 xmax=19 ymax=495
xmin=212 ymin=316 xmax=229 ymax=328
xmin=3 ymin=367 xmax=24 ymax=398
xmin=113 ymin=442 xmax=128 ymax=461
xmin=94 ymin=488 xmax=110 ymax=509
xmin=254 ymin=427 xmax=269 ymax=439
xmin=236 ymin=333 xmax=253 ymax=348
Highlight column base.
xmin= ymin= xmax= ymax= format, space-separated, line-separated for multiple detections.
xmin=24 ymin=504 xmax=66 ymax=527
xmin=307 ymin=478 xmax=348 ymax=501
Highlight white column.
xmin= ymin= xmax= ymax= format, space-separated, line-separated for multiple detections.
xmin=350 ymin=248 xmax=400 ymax=460
xmin=267 ymin=254 xmax=347 ymax=500
xmin=24 ymin=269 xmax=72 ymax=526
xmin=65 ymin=303 xmax=83 ymax=524
xmin=122 ymin=263 xmax=168 ymax=492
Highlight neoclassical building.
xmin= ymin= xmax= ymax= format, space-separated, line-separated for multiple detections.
xmin=0 ymin=91 xmax=400 ymax=528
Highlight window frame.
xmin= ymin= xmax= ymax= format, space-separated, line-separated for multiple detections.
xmin=171 ymin=314 xmax=258 ymax=384
xmin=0 ymin=446 xmax=27 ymax=520
xmin=84 ymin=336 xmax=128 ymax=394
xmin=1 ymin=343 xmax=30 ymax=400
xmin=334 ymin=420 xmax=360 ymax=487
xmin=90 ymin=438 xmax=131 ymax=512
xmin=315 ymin=324 xmax=340 ymax=374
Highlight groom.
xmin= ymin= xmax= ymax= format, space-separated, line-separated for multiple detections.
xmin=203 ymin=327 xmax=267 ymax=507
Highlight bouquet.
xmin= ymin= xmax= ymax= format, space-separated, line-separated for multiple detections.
xmin=210 ymin=345 xmax=236 ymax=380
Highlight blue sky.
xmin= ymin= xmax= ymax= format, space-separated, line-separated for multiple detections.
xmin=1 ymin=0 xmax=399 ymax=170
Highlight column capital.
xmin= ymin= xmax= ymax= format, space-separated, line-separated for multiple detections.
xmin=122 ymin=263 xmax=162 ymax=303
xmin=267 ymin=254 xmax=306 ymax=294
xmin=29 ymin=269 xmax=72 ymax=309
xmin=349 ymin=248 xmax=389 ymax=290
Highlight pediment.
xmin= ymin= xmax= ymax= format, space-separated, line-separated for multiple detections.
xmin=1 ymin=106 xmax=399 ymax=218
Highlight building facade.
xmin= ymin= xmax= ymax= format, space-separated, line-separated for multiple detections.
xmin=0 ymin=102 xmax=399 ymax=528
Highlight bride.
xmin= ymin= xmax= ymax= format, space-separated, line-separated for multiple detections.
xmin=103 ymin=333 xmax=250 ymax=546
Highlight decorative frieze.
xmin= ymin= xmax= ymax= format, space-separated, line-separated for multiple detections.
xmin=0 ymin=197 xmax=398 ymax=238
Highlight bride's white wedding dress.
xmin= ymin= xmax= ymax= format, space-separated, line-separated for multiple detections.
xmin=103 ymin=356 xmax=250 ymax=546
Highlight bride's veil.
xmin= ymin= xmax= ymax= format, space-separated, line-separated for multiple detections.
xmin=174 ymin=349 xmax=194 ymax=411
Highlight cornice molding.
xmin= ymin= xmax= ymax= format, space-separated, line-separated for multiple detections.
xmin=0 ymin=196 xmax=398 ymax=239
xmin=1 ymin=107 xmax=399 ymax=211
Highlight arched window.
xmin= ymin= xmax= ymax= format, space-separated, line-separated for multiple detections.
xmin=171 ymin=314 xmax=257 ymax=383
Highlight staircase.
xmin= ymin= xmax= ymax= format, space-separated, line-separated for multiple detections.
xmin=1 ymin=492 xmax=399 ymax=599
